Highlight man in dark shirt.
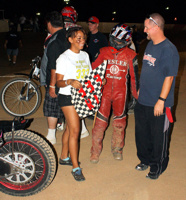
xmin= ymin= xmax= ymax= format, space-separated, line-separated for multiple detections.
xmin=41 ymin=11 xmax=69 ymax=144
xmin=85 ymin=16 xmax=108 ymax=63
xmin=134 ymin=13 xmax=179 ymax=180
xmin=4 ymin=25 xmax=22 ymax=65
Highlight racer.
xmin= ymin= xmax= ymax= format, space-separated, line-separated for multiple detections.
xmin=90 ymin=23 xmax=139 ymax=163
xmin=61 ymin=6 xmax=80 ymax=30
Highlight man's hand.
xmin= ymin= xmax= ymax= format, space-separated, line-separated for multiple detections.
xmin=49 ymin=87 xmax=57 ymax=98
xmin=154 ymin=100 xmax=164 ymax=116
xmin=102 ymin=78 xmax=106 ymax=86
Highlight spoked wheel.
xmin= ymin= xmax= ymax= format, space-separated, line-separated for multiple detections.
xmin=0 ymin=78 xmax=41 ymax=117
xmin=0 ymin=130 xmax=57 ymax=196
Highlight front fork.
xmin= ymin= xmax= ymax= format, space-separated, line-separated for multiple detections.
xmin=20 ymin=80 xmax=39 ymax=101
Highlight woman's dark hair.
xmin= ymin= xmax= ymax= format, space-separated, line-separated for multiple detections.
xmin=66 ymin=27 xmax=86 ymax=39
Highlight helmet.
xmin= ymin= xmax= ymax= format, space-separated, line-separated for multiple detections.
xmin=109 ymin=23 xmax=132 ymax=50
xmin=61 ymin=6 xmax=78 ymax=23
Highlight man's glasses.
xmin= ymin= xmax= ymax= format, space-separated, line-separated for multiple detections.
xmin=148 ymin=16 xmax=159 ymax=27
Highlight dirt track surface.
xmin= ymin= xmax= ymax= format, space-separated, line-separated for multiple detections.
xmin=0 ymin=32 xmax=185 ymax=200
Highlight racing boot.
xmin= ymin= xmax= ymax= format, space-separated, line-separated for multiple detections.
xmin=90 ymin=118 xmax=107 ymax=164
xmin=111 ymin=118 xmax=126 ymax=160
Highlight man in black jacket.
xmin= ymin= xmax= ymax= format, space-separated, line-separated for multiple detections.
xmin=41 ymin=11 xmax=69 ymax=144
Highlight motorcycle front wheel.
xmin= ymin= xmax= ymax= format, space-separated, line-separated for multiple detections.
xmin=0 ymin=130 xmax=57 ymax=196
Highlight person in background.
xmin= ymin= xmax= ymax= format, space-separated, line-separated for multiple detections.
xmin=9 ymin=14 xmax=19 ymax=31
xmin=134 ymin=13 xmax=179 ymax=180
xmin=85 ymin=16 xmax=108 ymax=63
xmin=56 ymin=27 xmax=92 ymax=181
xmin=4 ymin=25 xmax=22 ymax=65
xmin=33 ymin=16 xmax=39 ymax=32
xmin=61 ymin=6 xmax=80 ymax=30
xmin=19 ymin=14 xmax=26 ymax=32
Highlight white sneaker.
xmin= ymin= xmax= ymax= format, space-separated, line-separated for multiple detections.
xmin=46 ymin=134 xmax=56 ymax=144
xmin=57 ymin=123 xmax=64 ymax=131
xmin=80 ymin=130 xmax=89 ymax=139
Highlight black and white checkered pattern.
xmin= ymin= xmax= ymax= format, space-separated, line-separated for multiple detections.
xmin=71 ymin=60 xmax=107 ymax=118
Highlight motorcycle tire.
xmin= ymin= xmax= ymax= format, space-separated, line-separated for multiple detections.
xmin=0 ymin=130 xmax=57 ymax=196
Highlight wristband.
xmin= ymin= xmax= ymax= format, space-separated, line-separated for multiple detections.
xmin=159 ymin=97 xmax=166 ymax=102
xmin=65 ymin=80 xmax=68 ymax=86
xmin=49 ymin=85 xmax=55 ymax=88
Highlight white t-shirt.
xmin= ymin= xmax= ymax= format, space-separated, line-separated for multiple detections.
xmin=56 ymin=49 xmax=92 ymax=95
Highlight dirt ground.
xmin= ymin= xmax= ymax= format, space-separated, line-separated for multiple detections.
xmin=0 ymin=31 xmax=185 ymax=200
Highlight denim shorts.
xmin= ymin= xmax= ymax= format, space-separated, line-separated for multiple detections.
xmin=7 ymin=48 xmax=19 ymax=56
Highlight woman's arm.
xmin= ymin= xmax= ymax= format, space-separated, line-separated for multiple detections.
xmin=56 ymin=73 xmax=82 ymax=89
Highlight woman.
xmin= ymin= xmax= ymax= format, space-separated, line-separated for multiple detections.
xmin=56 ymin=27 xmax=91 ymax=181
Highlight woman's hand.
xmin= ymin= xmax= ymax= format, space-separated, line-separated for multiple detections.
xmin=69 ymin=79 xmax=82 ymax=89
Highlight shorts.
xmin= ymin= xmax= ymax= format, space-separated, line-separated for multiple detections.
xmin=58 ymin=94 xmax=73 ymax=107
xmin=43 ymin=90 xmax=63 ymax=118
xmin=7 ymin=48 xmax=19 ymax=56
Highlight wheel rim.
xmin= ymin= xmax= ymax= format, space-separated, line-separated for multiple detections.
xmin=4 ymin=152 xmax=35 ymax=184
xmin=0 ymin=140 xmax=46 ymax=190
xmin=2 ymin=80 xmax=38 ymax=116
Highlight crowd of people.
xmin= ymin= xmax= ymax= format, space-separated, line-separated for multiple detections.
xmin=8 ymin=14 xmax=40 ymax=32
xmin=36 ymin=7 xmax=180 ymax=182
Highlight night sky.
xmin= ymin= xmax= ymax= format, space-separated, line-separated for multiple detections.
xmin=0 ymin=0 xmax=185 ymax=24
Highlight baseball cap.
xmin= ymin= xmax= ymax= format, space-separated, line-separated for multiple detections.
xmin=88 ymin=16 xmax=99 ymax=24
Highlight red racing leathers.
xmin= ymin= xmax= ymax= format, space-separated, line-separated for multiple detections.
xmin=91 ymin=46 xmax=138 ymax=157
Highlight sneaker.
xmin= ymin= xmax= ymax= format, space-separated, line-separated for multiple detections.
xmin=59 ymin=158 xmax=72 ymax=166
xmin=135 ymin=163 xmax=148 ymax=171
xmin=57 ymin=123 xmax=64 ymax=131
xmin=146 ymin=171 xmax=159 ymax=180
xmin=46 ymin=135 xmax=56 ymax=144
xmin=59 ymin=158 xmax=81 ymax=166
xmin=71 ymin=168 xmax=85 ymax=181
xmin=113 ymin=152 xmax=123 ymax=160
xmin=80 ymin=130 xmax=89 ymax=139
xmin=90 ymin=153 xmax=99 ymax=164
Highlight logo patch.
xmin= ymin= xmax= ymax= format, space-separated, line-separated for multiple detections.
xmin=93 ymin=39 xmax=99 ymax=43
xmin=143 ymin=54 xmax=156 ymax=66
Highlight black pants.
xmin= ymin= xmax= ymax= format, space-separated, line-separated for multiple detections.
xmin=134 ymin=102 xmax=172 ymax=175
